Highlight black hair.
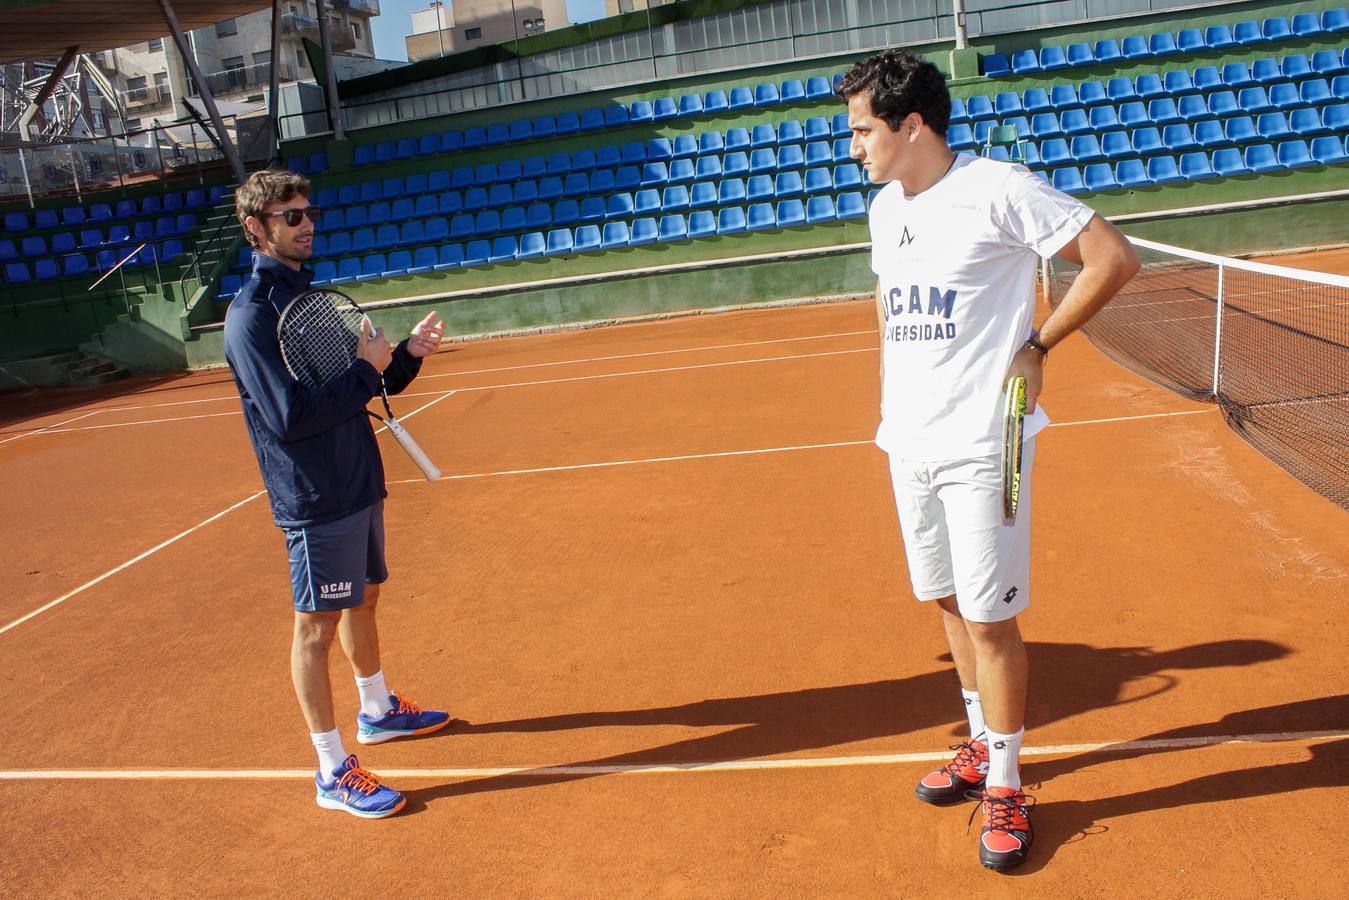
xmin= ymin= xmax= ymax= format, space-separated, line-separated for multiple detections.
xmin=835 ymin=48 xmax=951 ymax=137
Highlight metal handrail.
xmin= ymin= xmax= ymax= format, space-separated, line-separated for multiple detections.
xmin=177 ymin=204 xmax=241 ymax=311
xmin=87 ymin=241 xmax=149 ymax=293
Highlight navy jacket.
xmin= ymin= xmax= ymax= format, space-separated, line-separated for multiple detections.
xmin=223 ymin=253 xmax=422 ymax=528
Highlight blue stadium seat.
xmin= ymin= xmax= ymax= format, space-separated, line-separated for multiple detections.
xmin=1146 ymin=155 xmax=1184 ymax=183
xmin=982 ymin=53 xmax=1011 ymax=76
xmin=555 ymin=111 xmax=581 ymax=135
xmin=755 ymin=83 xmax=780 ymax=105
xmin=375 ymin=224 xmax=400 ymax=249
xmin=806 ymin=75 xmax=832 ymax=98
xmin=805 ymin=195 xmax=836 ymax=224
xmin=1149 ymin=98 xmax=1181 ymax=125
xmin=51 ymin=231 xmax=76 ymax=254
xmin=1177 ymin=94 xmax=1209 ymax=122
xmin=947 ymin=123 xmax=976 ymax=150
xmin=1222 ymin=62 xmax=1255 ymax=88
xmin=4 ymin=211 xmax=28 ymax=231
xmin=660 ymin=186 xmax=690 ymax=212
xmin=1306 ymin=78 xmax=1335 ymax=104
xmin=1176 ymin=28 xmax=1204 ymax=52
xmin=1327 ymin=8 xmax=1349 ymax=32
xmin=1132 ymin=127 xmax=1163 ymax=154
xmin=579 ymin=108 xmax=604 ymax=131
xmin=1101 ymin=131 xmax=1132 ymax=159
xmin=689 ymin=182 xmax=717 ymax=208
xmin=578 ymin=196 xmax=605 ymax=222
xmin=1051 ymin=167 xmax=1084 ymax=192
xmin=1257 ymin=112 xmax=1291 ymax=141
xmin=1204 ymin=24 xmax=1235 ymax=49
xmin=775 ymin=171 xmax=804 ymax=198
xmin=1238 ymin=87 xmax=1273 ymax=114
xmin=436 ymin=244 xmax=465 ymax=270
xmin=545 ymin=229 xmax=574 ymax=255
xmin=1135 ymin=73 xmax=1165 ymax=99
xmin=994 ymin=91 xmax=1022 ymax=117
xmin=515 ymin=231 xmax=545 ymax=260
xmin=448 ymin=215 xmax=474 ymax=240
xmin=63 ymin=206 xmax=88 ymax=226
xmin=438 ymin=190 xmax=463 ymax=214
xmin=1290 ymin=107 xmax=1327 ymax=135
xmin=1023 ymin=87 xmax=1053 ymax=113
xmin=1310 ymin=135 xmax=1348 ymax=164
xmin=462 ymin=187 xmax=488 ymax=212
xmin=1070 ymin=135 xmax=1105 ymax=162
xmin=629 ymin=100 xmax=654 ymax=124
xmin=553 ymin=200 xmax=580 ymax=226
xmin=836 ymin=192 xmax=867 ymax=219
xmin=461 ymin=240 xmax=488 ymax=267
xmin=652 ymin=214 xmax=684 ymax=242
xmin=108 ymin=224 xmax=131 ymax=243
xmin=1149 ymin=32 xmax=1178 ymax=56
xmin=60 ymin=252 xmax=90 ymax=277
xmin=4 ymin=261 xmax=31 ymax=284
xmin=833 ymin=163 xmax=863 ymax=189
xmin=1162 ymin=124 xmax=1197 ymax=151
xmin=1077 ymin=81 xmax=1107 ymax=106
xmin=1251 ymin=58 xmax=1281 ymax=84
xmin=1244 ymin=143 xmax=1279 ymax=173
xmin=641 ymin=163 xmax=669 ymax=186
xmin=781 ymin=79 xmax=805 ymax=103
xmin=1010 ymin=49 xmax=1039 ymax=74
xmin=832 ymin=138 xmax=852 ymax=162
xmin=374 ymin=141 xmax=397 ymax=164
xmin=703 ymin=89 xmax=729 ymax=111
xmin=1117 ymin=101 xmax=1148 ymax=129
xmin=408 ymin=247 xmax=438 ymax=275
xmin=695 ymin=156 xmax=723 ymax=181
xmin=489 ymin=236 xmax=517 ymax=263
xmin=1290 ymin=12 xmax=1323 ymax=37
xmin=1233 ymin=20 xmax=1264 ymax=45
xmin=1093 ymin=39 xmax=1122 ymax=63
xmin=383 ymin=250 xmax=411 ymax=277
xmin=400 ymin=220 xmax=425 ymax=246
xmin=1121 ymin=35 xmax=1150 ymax=60
xmin=672 ymin=135 xmax=699 ymax=158
xmin=1262 ymin=16 xmax=1291 ymax=42
xmin=1283 ymin=54 xmax=1313 ymax=81
xmin=831 ymin=112 xmax=851 ymax=139
xmin=745 ymin=203 xmax=774 ymax=232
xmin=394 ymin=137 xmax=417 ymax=159
xmin=1106 ymin=76 xmax=1137 ymax=102
xmin=596 ymin=144 xmax=622 ymax=168
xmin=749 ymin=124 xmax=775 ymax=149
xmin=356 ymin=253 xmax=386 ymax=281
xmin=966 ymin=95 xmax=995 ymax=120
xmin=359 ymin=181 xmax=381 ymax=203
xmin=601 ymin=104 xmax=628 ymax=127
xmin=614 ymin=166 xmax=641 ymax=191
xmin=1040 ymin=139 xmax=1071 ymax=166
xmin=778 ymin=120 xmax=804 ymax=145
xmin=646 ymin=138 xmax=673 ymax=162
xmin=688 ymin=210 xmax=717 ymax=239
xmin=352 ymin=144 xmax=375 ymax=166
xmin=747 ymin=175 xmax=774 ymax=202
xmin=775 ymin=199 xmax=805 ymax=228
xmin=723 ymin=152 xmax=750 ymax=178
xmin=424 ymin=217 xmax=449 ymax=243
xmin=368 ymin=201 xmax=392 ymax=225
xmin=331 ymin=258 xmax=361 ymax=285
xmin=78 ymin=228 xmax=102 ymax=249
xmin=1065 ymin=43 xmax=1093 ymax=67
xmin=601 ymin=221 xmax=630 ymax=248
xmin=1276 ymin=139 xmax=1313 ymax=169
xmin=1060 ymin=109 xmax=1091 ymax=134
xmin=716 ymin=206 xmax=746 ymax=235
xmin=533 ymin=115 xmax=557 ymax=139
xmin=1082 ymin=163 xmax=1117 ymax=191
xmin=607 ymin=192 xmax=635 ymax=218
xmin=1112 ymin=159 xmax=1147 ymax=188
xmin=1177 ymin=151 xmax=1215 ymax=181
xmin=679 ymin=93 xmax=704 ymax=116
xmin=628 ymin=217 xmax=658 ymax=245
xmin=441 ymin=130 xmax=463 ymax=153
xmin=777 ymin=145 xmax=804 ymax=170
xmin=653 ymin=98 xmax=678 ymax=120
xmin=327 ymin=233 xmax=351 ymax=257
xmin=21 ymin=235 xmax=46 ymax=257
xmin=1208 ymin=91 xmax=1239 ymax=117
xmin=1089 ymin=106 xmax=1121 ymax=130
xmin=728 ymin=87 xmax=753 ymax=110
xmin=219 ymin=273 xmax=244 ymax=297
xmin=668 ymin=159 xmax=695 ymax=184
xmin=717 ymin=179 xmax=746 ymax=205
xmin=1029 ymin=113 xmax=1061 ymax=139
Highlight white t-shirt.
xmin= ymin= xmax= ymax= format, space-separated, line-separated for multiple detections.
xmin=868 ymin=153 xmax=1094 ymax=461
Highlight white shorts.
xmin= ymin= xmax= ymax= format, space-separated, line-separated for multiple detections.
xmin=885 ymin=438 xmax=1035 ymax=623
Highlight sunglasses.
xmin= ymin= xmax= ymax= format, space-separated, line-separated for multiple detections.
xmin=261 ymin=206 xmax=320 ymax=227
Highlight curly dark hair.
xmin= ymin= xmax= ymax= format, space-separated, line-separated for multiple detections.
xmin=235 ymin=169 xmax=311 ymax=249
xmin=835 ymin=49 xmax=951 ymax=137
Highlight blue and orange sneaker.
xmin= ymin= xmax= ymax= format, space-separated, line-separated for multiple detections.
xmin=314 ymin=754 xmax=405 ymax=819
xmin=356 ymin=690 xmax=451 ymax=745
xmin=972 ymin=786 xmax=1035 ymax=871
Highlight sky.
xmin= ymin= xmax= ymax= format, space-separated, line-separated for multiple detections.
xmin=371 ymin=0 xmax=609 ymax=61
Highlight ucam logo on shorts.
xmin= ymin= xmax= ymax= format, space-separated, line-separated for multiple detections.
xmin=320 ymin=581 xmax=354 ymax=601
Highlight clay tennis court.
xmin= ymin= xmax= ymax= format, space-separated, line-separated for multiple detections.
xmin=2 ymin=268 xmax=1346 ymax=895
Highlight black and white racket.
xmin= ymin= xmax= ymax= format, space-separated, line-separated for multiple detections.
xmin=277 ymin=288 xmax=441 ymax=482
xmin=1000 ymin=375 xmax=1027 ymax=521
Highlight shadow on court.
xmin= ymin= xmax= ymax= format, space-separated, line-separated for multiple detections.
xmin=401 ymin=638 xmax=1289 ymax=813
xmin=1012 ymin=694 xmax=1349 ymax=875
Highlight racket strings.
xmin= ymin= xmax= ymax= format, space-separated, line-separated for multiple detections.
xmin=279 ymin=292 xmax=365 ymax=389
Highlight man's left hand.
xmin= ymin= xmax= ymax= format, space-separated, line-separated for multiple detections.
xmin=408 ymin=310 xmax=445 ymax=359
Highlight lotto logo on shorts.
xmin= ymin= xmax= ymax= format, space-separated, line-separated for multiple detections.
xmin=319 ymin=581 xmax=354 ymax=600
xmin=1002 ymin=587 xmax=1018 ymax=604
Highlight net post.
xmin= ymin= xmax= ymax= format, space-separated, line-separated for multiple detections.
xmin=1210 ymin=262 xmax=1225 ymax=399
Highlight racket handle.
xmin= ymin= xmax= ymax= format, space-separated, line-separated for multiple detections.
xmin=386 ymin=417 xmax=441 ymax=482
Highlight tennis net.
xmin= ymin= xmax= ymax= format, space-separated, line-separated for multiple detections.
xmin=1046 ymin=238 xmax=1349 ymax=511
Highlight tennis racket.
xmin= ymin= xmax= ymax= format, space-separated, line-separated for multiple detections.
xmin=277 ymin=288 xmax=441 ymax=482
xmin=1000 ymin=375 xmax=1027 ymax=522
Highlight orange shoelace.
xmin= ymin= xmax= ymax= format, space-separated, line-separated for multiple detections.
xmin=391 ymin=690 xmax=422 ymax=716
xmin=337 ymin=763 xmax=384 ymax=796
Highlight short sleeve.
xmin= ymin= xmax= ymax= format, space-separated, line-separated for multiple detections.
xmin=991 ymin=165 xmax=1095 ymax=259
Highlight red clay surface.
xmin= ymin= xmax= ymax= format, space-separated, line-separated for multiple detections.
xmin=2 ymin=286 xmax=1346 ymax=897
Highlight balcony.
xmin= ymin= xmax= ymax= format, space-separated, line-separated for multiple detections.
xmin=194 ymin=61 xmax=299 ymax=97
xmin=123 ymin=84 xmax=167 ymax=108
xmin=333 ymin=0 xmax=380 ymax=15
xmin=280 ymin=12 xmax=357 ymax=51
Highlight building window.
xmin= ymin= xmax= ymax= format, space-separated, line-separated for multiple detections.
xmin=153 ymin=71 xmax=168 ymax=94
xmin=253 ymin=50 xmax=271 ymax=69
xmin=148 ymin=37 xmax=163 ymax=52
xmin=126 ymin=76 xmax=148 ymax=103
xmin=125 ymin=117 xmax=141 ymax=130
xmin=216 ymin=18 xmax=237 ymax=37
xmin=350 ymin=21 xmax=362 ymax=41
xmin=296 ymin=48 xmax=307 ymax=70
xmin=465 ymin=27 xmax=482 ymax=40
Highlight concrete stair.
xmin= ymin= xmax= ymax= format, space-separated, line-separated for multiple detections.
xmin=0 ymin=349 xmax=131 ymax=389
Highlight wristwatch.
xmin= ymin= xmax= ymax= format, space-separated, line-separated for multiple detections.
xmin=1022 ymin=331 xmax=1050 ymax=358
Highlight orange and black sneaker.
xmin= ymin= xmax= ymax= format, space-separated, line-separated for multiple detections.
xmin=972 ymin=786 xmax=1035 ymax=871
xmin=914 ymin=738 xmax=988 ymax=805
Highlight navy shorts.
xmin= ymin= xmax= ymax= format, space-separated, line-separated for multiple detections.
xmin=282 ymin=501 xmax=389 ymax=613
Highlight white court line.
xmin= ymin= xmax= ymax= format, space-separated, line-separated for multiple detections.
xmin=0 ymin=409 xmax=104 ymax=445
xmin=383 ymin=409 xmax=1215 ymax=487
xmin=76 ymin=329 xmax=877 ymax=413
xmin=25 ymin=348 xmax=876 ymax=435
xmin=2 ymin=406 xmax=1212 ymax=638
xmin=419 ymin=329 xmax=877 ymax=381
xmin=0 ymin=729 xmax=1341 ymax=781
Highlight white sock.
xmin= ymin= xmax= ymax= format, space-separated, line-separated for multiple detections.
xmin=985 ymin=726 xmax=1024 ymax=791
xmin=355 ymin=670 xmax=393 ymax=718
xmin=962 ymin=689 xmax=986 ymax=742
xmin=311 ymin=728 xmax=348 ymax=777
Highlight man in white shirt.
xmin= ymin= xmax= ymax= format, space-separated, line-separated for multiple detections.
xmin=837 ymin=49 xmax=1140 ymax=871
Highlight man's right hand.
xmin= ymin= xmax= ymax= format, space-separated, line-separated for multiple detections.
xmin=357 ymin=316 xmax=393 ymax=373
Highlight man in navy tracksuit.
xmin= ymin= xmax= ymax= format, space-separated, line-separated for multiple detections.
xmin=224 ymin=169 xmax=448 ymax=818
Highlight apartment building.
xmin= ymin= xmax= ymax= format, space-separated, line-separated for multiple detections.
xmin=405 ymin=0 xmax=565 ymax=61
